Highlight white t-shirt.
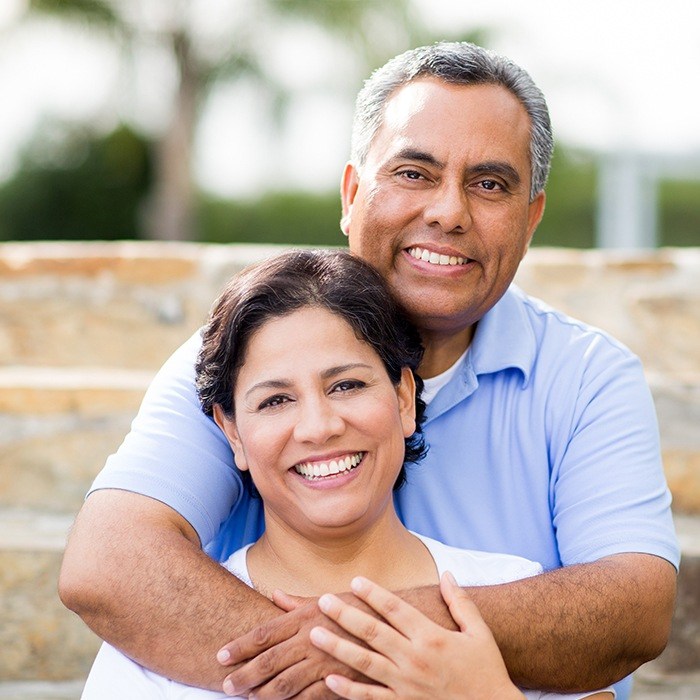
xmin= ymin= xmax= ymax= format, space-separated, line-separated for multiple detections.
xmin=81 ymin=534 xmax=614 ymax=699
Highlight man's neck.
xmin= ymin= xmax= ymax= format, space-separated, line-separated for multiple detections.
xmin=419 ymin=324 xmax=475 ymax=379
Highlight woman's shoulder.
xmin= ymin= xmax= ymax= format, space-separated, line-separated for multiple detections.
xmin=412 ymin=532 xmax=544 ymax=586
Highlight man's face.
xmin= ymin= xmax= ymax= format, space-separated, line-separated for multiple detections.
xmin=342 ymin=78 xmax=545 ymax=338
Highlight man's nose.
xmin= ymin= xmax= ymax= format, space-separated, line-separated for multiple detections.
xmin=293 ymin=397 xmax=345 ymax=444
xmin=422 ymin=180 xmax=471 ymax=233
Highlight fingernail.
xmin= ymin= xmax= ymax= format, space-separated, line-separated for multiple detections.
xmin=223 ymin=679 xmax=235 ymax=695
xmin=350 ymin=576 xmax=368 ymax=593
xmin=310 ymin=626 xmax=329 ymax=644
xmin=318 ymin=593 xmax=335 ymax=612
xmin=444 ymin=570 xmax=458 ymax=586
xmin=217 ymin=648 xmax=231 ymax=663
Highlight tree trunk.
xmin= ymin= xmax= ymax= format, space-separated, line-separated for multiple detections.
xmin=144 ymin=30 xmax=198 ymax=241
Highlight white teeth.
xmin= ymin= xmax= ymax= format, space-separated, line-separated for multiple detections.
xmin=408 ymin=247 xmax=466 ymax=266
xmin=294 ymin=452 xmax=364 ymax=480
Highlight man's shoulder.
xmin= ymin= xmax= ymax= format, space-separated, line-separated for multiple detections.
xmin=505 ymin=285 xmax=636 ymax=360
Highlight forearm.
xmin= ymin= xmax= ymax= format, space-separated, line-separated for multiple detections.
xmin=59 ymin=490 xmax=280 ymax=690
xmin=399 ymin=554 xmax=676 ymax=692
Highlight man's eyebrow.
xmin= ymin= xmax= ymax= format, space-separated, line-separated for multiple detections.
xmin=391 ymin=148 xmax=444 ymax=169
xmin=469 ymin=161 xmax=521 ymax=186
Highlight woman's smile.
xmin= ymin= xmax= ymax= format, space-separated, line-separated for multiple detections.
xmin=292 ymin=451 xmax=365 ymax=481
xmin=216 ymin=306 xmax=416 ymax=539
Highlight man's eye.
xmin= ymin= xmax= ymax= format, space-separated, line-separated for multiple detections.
xmin=399 ymin=170 xmax=424 ymax=180
xmin=479 ymin=180 xmax=502 ymax=191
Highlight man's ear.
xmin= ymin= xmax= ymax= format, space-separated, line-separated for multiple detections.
xmin=213 ymin=404 xmax=248 ymax=471
xmin=340 ymin=161 xmax=360 ymax=236
xmin=524 ymin=190 xmax=546 ymax=254
xmin=397 ymin=367 xmax=417 ymax=438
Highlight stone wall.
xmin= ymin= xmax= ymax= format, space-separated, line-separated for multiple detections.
xmin=2 ymin=242 xmax=698 ymax=513
xmin=1 ymin=241 xmax=699 ymax=683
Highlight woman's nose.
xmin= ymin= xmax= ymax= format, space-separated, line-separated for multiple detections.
xmin=292 ymin=398 xmax=345 ymax=444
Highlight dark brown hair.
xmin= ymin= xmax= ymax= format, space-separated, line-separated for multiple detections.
xmin=195 ymin=249 xmax=427 ymax=487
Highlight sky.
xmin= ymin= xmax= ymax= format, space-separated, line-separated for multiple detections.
xmin=1 ymin=0 xmax=699 ymax=197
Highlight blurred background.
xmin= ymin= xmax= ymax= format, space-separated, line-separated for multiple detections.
xmin=0 ymin=0 xmax=698 ymax=249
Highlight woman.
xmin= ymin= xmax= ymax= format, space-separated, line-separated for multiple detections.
xmin=82 ymin=249 xmax=613 ymax=699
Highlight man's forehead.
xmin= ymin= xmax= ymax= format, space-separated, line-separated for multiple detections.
xmin=369 ymin=78 xmax=531 ymax=166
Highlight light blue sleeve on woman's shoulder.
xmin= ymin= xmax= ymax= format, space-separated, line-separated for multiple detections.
xmin=89 ymin=331 xmax=243 ymax=547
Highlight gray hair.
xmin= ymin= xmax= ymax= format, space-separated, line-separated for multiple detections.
xmin=350 ymin=42 xmax=554 ymax=200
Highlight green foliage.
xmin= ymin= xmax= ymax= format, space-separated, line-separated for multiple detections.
xmin=198 ymin=191 xmax=343 ymax=247
xmin=0 ymin=125 xmax=152 ymax=241
xmin=28 ymin=0 xmax=121 ymax=27
xmin=659 ymin=180 xmax=700 ymax=247
xmin=532 ymin=147 xmax=597 ymax=248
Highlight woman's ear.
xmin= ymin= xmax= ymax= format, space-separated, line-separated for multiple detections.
xmin=213 ymin=404 xmax=248 ymax=471
xmin=397 ymin=367 xmax=417 ymax=438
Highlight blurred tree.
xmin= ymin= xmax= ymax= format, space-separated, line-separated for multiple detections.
xmin=0 ymin=124 xmax=152 ymax=241
xmin=25 ymin=0 xmax=425 ymax=241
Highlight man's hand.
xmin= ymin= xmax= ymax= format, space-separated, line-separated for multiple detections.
xmin=218 ymin=593 xmax=372 ymax=699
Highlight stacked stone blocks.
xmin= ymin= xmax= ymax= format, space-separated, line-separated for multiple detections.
xmin=1 ymin=242 xmax=698 ymax=692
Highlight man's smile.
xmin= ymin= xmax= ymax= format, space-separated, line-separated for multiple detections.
xmin=407 ymin=245 xmax=470 ymax=267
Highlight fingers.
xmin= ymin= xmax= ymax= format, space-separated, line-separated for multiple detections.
xmin=273 ymin=589 xmax=309 ymax=612
xmin=231 ymin=660 xmax=326 ymax=700
xmin=439 ymin=571 xmax=487 ymax=635
xmin=309 ymin=624 xmax=396 ymax=685
xmin=221 ymin=638 xmax=307 ymax=696
xmin=325 ymin=673 xmax=394 ymax=700
xmin=217 ymin=616 xmax=293 ymax=667
xmin=341 ymin=577 xmax=433 ymax=639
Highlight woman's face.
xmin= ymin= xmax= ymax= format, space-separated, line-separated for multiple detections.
xmin=214 ymin=306 xmax=416 ymax=541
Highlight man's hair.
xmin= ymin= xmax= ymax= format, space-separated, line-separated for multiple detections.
xmin=196 ymin=249 xmax=427 ymax=489
xmin=351 ymin=41 xmax=554 ymax=200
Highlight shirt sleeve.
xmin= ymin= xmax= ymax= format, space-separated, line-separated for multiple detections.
xmin=89 ymin=331 xmax=243 ymax=547
xmin=548 ymin=332 xmax=679 ymax=569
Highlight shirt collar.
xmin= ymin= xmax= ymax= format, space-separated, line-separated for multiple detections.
xmin=467 ymin=284 xmax=537 ymax=387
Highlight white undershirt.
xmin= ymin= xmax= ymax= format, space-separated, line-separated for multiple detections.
xmin=420 ymin=348 xmax=469 ymax=404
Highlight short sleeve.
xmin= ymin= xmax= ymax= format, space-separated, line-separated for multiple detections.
xmin=549 ymin=336 xmax=679 ymax=569
xmin=89 ymin=331 xmax=243 ymax=546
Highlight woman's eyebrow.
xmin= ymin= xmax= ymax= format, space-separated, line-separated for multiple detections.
xmin=244 ymin=379 xmax=290 ymax=400
xmin=321 ymin=363 xmax=372 ymax=379
xmin=243 ymin=363 xmax=373 ymax=399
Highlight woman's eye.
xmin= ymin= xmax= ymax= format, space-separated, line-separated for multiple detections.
xmin=331 ymin=380 xmax=365 ymax=394
xmin=258 ymin=395 xmax=290 ymax=410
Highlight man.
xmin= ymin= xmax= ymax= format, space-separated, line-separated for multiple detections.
xmin=59 ymin=42 xmax=678 ymax=700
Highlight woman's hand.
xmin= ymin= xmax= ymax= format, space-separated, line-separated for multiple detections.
xmin=310 ymin=571 xmax=525 ymax=700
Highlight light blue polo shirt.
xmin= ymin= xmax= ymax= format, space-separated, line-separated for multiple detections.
xmin=91 ymin=284 xmax=679 ymax=700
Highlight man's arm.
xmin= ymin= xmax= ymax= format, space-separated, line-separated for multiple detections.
xmin=220 ymin=552 xmax=675 ymax=698
xmin=410 ymin=553 xmax=676 ymax=691
xmin=58 ymin=489 xmax=281 ymax=690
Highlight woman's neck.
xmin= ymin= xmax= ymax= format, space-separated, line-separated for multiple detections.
xmin=246 ymin=507 xmax=438 ymax=598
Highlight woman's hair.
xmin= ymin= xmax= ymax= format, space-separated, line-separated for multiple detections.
xmin=195 ymin=249 xmax=427 ymax=489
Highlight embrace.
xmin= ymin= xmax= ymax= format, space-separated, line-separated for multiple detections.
xmin=61 ymin=41 xmax=678 ymax=700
